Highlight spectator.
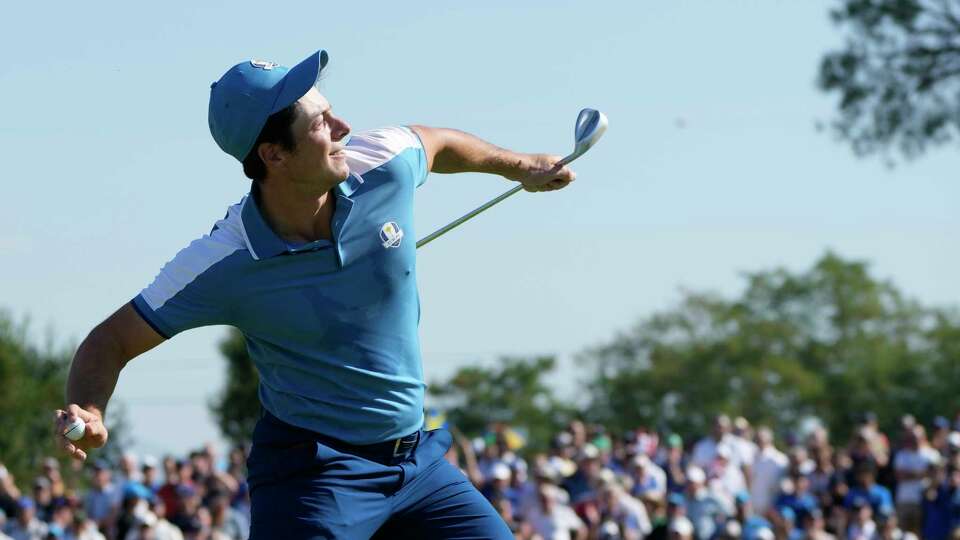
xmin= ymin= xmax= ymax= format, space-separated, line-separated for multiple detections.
xmin=731 ymin=417 xmax=758 ymax=472
xmin=528 ymin=484 xmax=587 ymax=540
xmin=893 ymin=424 xmax=941 ymax=534
xmin=931 ymin=417 xmax=953 ymax=456
xmin=854 ymin=412 xmax=890 ymax=469
xmin=141 ymin=457 xmax=161 ymax=493
xmin=707 ymin=445 xmax=746 ymax=515
xmin=11 ymin=407 xmax=960 ymax=539
xmin=0 ymin=466 xmax=21 ymax=520
xmin=568 ymin=421 xmax=588 ymax=452
xmin=921 ymin=462 xmax=952 ymax=540
xmin=83 ymin=461 xmax=119 ymax=536
xmin=659 ymin=434 xmax=687 ymax=494
xmin=847 ymin=497 xmax=877 ymax=540
xmin=788 ymin=446 xmax=816 ymax=478
xmin=118 ymin=453 xmax=142 ymax=486
xmin=117 ymin=483 xmax=154 ymax=540
xmin=5 ymin=497 xmax=47 ymax=540
xmin=38 ymin=460 xmax=65 ymax=506
xmin=208 ymin=490 xmax=247 ymax=540
xmin=481 ymin=463 xmax=514 ymax=506
xmin=665 ymin=493 xmax=694 ymax=540
xmin=750 ymin=427 xmax=788 ymax=515
xmin=65 ymin=511 xmax=105 ymax=540
xmin=734 ymin=491 xmax=773 ymax=540
xmin=169 ymin=485 xmax=201 ymax=536
xmin=157 ymin=461 xmax=192 ymax=521
xmin=683 ymin=466 xmax=724 ymax=540
xmin=29 ymin=480 xmax=52 ymax=524
xmin=774 ymin=473 xmax=818 ymax=526
xmin=561 ymin=445 xmax=601 ymax=510
xmin=630 ymin=454 xmax=666 ymax=504
xmin=691 ymin=416 xmax=735 ymax=470
xmin=800 ymin=508 xmax=836 ymax=540
xmin=844 ymin=461 xmax=893 ymax=516
xmin=877 ymin=512 xmax=919 ymax=540
xmin=144 ymin=499 xmax=182 ymax=540
xmin=808 ymin=446 xmax=835 ymax=508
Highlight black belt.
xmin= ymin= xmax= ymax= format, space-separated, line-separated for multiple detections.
xmin=259 ymin=410 xmax=421 ymax=466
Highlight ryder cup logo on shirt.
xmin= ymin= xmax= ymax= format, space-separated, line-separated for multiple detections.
xmin=380 ymin=222 xmax=404 ymax=248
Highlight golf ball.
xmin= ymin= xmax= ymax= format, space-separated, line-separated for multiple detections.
xmin=63 ymin=417 xmax=85 ymax=441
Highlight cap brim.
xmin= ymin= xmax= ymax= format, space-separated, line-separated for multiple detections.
xmin=271 ymin=49 xmax=328 ymax=114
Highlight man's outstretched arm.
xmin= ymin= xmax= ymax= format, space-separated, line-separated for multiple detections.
xmin=55 ymin=303 xmax=165 ymax=460
xmin=408 ymin=125 xmax=576 ymax=192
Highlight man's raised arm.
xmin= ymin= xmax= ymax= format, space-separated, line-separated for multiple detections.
xmin=408 ymin=125 xmax=576 ymax=192
xmin=55 ymin=303 xmax=165 ymax=460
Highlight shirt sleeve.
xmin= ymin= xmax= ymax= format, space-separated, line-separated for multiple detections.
xmin=345 ymin=126 xmax=429 ymax=189
xmin=131 ymin=234 xmax=239 ymax=338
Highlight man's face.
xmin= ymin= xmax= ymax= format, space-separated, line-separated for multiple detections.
xmin=93 ymin=469 xmax=110 ymax=488
xmin=278 ymin=87 xmax=351 ymax=190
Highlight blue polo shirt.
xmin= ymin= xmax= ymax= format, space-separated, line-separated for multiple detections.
xmin=132 ymin=126 xmax=428 ymax=444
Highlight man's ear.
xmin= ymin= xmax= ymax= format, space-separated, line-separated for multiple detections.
xmin=257 ymin=142 xmax=286 ymax=170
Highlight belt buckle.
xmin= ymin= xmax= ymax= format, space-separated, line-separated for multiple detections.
xmin=391 ymin=433 xmax=416 ymax=458
xmin=392 ymin=437 xmax=404 ymax=458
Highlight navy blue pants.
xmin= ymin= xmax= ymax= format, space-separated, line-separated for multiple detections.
xmin=246 ymin=413 xmax=512 ymax=539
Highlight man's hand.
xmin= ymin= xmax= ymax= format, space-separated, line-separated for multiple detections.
xmin=505 ymin=154 xmax=576 ymax=192
xmin=54 ymin=404 xmax=108 ymax=461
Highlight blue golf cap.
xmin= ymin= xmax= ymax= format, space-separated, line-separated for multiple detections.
xmin=208 ymin=50 xmax=328 ymax=162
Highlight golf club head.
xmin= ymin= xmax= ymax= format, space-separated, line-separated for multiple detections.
xmin=573 ymin=108 xmax=608 ymax=155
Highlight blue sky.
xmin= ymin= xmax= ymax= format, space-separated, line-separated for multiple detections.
xmin=2 ymin=1 xmax=957 ymax=456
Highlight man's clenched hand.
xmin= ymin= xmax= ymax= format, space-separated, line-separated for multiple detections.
xmin=506 ymin=154 xmax=576 ymax=193
xmin=54 ymin=404 xmax=108 ymax=461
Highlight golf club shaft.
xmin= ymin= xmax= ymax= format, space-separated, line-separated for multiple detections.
xmin=415 ymin=153 xmax=578 ymax=249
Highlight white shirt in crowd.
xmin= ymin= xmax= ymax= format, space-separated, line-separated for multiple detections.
xmin=893 ymin=446 xmax=940 ymax=504
xmin=529 ymin=504 xmax=585 ymax=540
xmin=848 ymin=519 xmax=876 ymax=540
xmin=691 ymin=435 xmax=736 ymax=470
xmin=613 ymin=491 xmax=653 ymax=537
xmin=709 ymin=462 xmax=747 ymax=516
xmin=634 ymin=457 xmax=667 ymax=501
xmin=732 ymin=436 xmax=758 ymax=468
xmin=750 ymin=445 xmax=789 ymax=514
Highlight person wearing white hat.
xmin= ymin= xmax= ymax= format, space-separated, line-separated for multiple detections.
xmin=684 ymin=466 xmax=725 ymax=540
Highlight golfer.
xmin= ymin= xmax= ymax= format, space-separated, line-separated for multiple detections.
xmin=54 ymin=49 xmax=574 ymax=539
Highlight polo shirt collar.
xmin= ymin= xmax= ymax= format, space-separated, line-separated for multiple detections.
xmin=240 ymin=173 xmax=363 ymax=260
xmin=338 ymin=172 xmax=364 ymax=197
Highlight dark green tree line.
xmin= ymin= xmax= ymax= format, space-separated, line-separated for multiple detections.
xmin=583 ymin=252 xmax=960 ymax=443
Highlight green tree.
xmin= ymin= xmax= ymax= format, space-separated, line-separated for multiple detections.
xmin=209 ymin=329 xmax=260 ymax=446
xmin=584 ymin=253 xmax=960 ymax=442
xmin=818 ymin=0 xmax=960 ymax=160
xmin=429 ymin=356 xmax=576 ymax=451
xmin=0 ymin=311 xmax=129 ymax=482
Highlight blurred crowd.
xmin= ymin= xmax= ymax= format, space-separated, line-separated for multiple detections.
xmin=447 ymin=412 xmax=960 ymax=540
xmin=3 ymin=412 xmax=960 ymax=540
xmin=0 ymin=444 xmax=249 ymax=540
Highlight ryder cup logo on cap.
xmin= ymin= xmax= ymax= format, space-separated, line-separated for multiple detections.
xmin=249 ymin=59 xmax=278 ymax=70
xmin=380 ymin=222 xmax=404 ymax=248
xmin=208 ymin=50 xmax=329 ymax=162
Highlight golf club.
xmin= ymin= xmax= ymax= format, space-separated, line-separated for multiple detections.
xmin=416 ymin=108 xmax=608 ymax=249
